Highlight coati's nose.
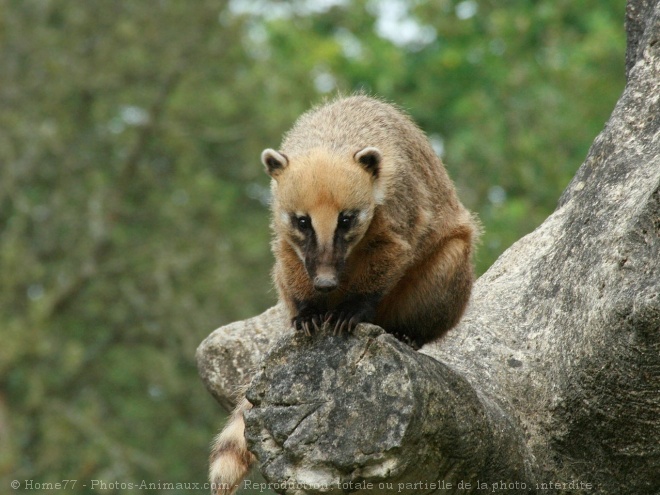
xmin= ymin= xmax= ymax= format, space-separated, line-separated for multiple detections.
xmin=314 ymin=275 xmax=337 ymax=292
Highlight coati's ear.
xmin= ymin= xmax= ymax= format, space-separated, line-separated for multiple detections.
xmin=354 ymin=147 xmax=382 ymax=178
xmin=261 ymin=149 xmax=289 ymax=177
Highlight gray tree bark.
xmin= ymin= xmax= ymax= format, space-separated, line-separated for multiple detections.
xmin=197 ymin=1 xmax=660 ymax=493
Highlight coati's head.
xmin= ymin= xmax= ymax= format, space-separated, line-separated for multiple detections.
xmin=263 ymin=146 xmax=384 ymax=293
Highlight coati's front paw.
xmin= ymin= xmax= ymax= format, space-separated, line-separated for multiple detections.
xmin=292 ymin=308 xmax=328 ymax=336
xmin=326 ymin=311 xmax=361 ymax=334
xmin=326 ymin=300 xmax=376 ymax=335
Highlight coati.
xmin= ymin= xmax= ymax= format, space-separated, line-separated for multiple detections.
xmin=209 ymin=95 xmax=479 ymax=495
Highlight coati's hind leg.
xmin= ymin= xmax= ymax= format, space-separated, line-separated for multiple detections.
xmin=376 ymin=234 xmax=474 ymax=347
xmin=209 ymin=398 xmax=255 ymax=495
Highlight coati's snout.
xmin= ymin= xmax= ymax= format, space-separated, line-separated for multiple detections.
xmin=312 ymin=267 xmax=338 ymax=292
xmin=306 ymin=246 xmax=343 ymax=293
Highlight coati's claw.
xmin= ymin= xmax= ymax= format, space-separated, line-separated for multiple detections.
xmin=338 ymin=313 xmax=347 ymax=334
xmin=339 ymin=316 xmax=349 ymax=335
xmin=323 ymin=313 xmax=332 ymax=326
xmin=292 ymin=317 xmax=303 ymax=334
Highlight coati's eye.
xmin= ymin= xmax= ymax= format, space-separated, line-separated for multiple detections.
xmin=295 ymin=215 xmax=311 ymax=231
xmin=338 ymin=212 xmax=355 ymax=230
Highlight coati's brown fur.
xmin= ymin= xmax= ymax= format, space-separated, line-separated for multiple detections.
xmin=209 ymin=95 xmax=479 ymax=494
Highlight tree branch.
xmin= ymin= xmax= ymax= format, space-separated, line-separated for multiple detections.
xmin=243 ymin=325 xmax=536 ymax=494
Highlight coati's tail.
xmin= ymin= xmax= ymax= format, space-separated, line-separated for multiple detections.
xmin=209 ymin=398 xmax=255 ymax=495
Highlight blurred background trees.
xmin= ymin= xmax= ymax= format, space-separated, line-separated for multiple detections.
xmin=0 ymin=0 xmax=624 ymax=493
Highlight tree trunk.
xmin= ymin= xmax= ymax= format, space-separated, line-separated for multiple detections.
xmin=197 ymin=1 xmax=660 ymax=492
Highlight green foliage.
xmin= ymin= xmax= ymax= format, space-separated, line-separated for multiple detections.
xmin=0 ymin=0 xmax=624 ymax=493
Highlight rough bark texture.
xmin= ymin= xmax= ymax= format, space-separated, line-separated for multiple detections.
xmin=197 ymin=2 xmax=660 ymax=493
